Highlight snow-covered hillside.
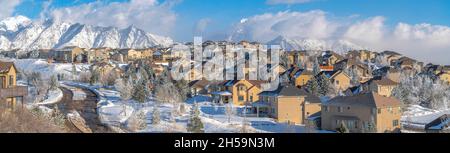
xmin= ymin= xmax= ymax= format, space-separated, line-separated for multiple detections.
xmin=0 ymin=16 xmax=174 ymax=51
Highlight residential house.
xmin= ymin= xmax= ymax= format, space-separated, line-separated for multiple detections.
xmin=293 ymin=69 xmax=314 ymax=87
xmin=437 ymin=72 xmax=450 ymax=84
xmin=88 ymin=47 xmax=112 ymax=63
xmin=334 ymin=59 xmax=372 ymax=82
xmin=50 ymin=46 xmax=86 ymax=63
xmin=347 ymin=50 xmax=377 ymax=63
xmin=188 ymin=80 xmax=223 ymax=96
xmin=321 ymin=92 xmax=402 ymax=133
xmin=118 ymin=49 xmax=141 ymax=62
xmin=211 ymin=80 xmax=236 ymax=104
xmin=380 ymin=51 xmax=402 ymax=66
xmin=254 ymin=85 xmax=321 ymax=124
xmin=0 ymin=61 xmax=28 ymax=109
xmin=425 ymin=114 xmax=449 ymax=133
xmin=27 ymin=49 xmax=52 ymax=59
xmin=317 ymin=70 xmax=351 ymax=91
xmin=395 ymin=57 xmax=423 ymax=72
xmin=136 ymin=48 xmax=154 ymax=59
xmin=232 ymin=80 xmax=267 ymax=106
xmin=320 ymin=51 xmax=344 ymax=66
xmin=361 ymin=76 xmax=399 ymax=97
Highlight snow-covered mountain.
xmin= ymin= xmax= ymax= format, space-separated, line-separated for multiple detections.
xmin=267 ymin=36 xmax=370 ymax=53
xmin=0 ymin=16 xmax=174 ymax=51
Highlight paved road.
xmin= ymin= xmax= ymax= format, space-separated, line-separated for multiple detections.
xmin=56 ymin=86 xmax=112 ymax=133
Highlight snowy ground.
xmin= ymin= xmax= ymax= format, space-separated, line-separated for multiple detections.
xmin=36 ymin=88 xmax=63 ymax=105
xmin=11 ymin=58 xmax=90 ymax=79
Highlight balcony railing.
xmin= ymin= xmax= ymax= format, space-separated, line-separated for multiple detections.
xmin=0 ymin=86 xmax=28 ymax=98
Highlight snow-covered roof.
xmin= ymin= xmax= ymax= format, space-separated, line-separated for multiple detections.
xmin=211 ymin=91 xmax=232 ymax=96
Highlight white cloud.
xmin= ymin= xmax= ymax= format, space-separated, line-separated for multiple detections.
xmin=229 ymin=10 xmax=338 ymax=42
xmin=46 ymin=0 xmax=177 ymax=36
xmin=194 ymin=18 xmax=211 ymax=35
xmin=0 ymin=0 xmax=22 ymax=19
xmin=231 ymin=10 xmax=450 ymax=64
xmin=343 ymin=16 xmax=386 ymax=43
xmin=266 ymin=0 xmax=315 ymax=5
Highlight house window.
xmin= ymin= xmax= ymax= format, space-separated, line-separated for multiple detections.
xmin=378 ymin=108 xmax=382 ymax=114
xmin=323 ymin=106 xmax=329 ymax=112
xmin=338 ymin=107 xmax=343 ymax=113
xmin=9 ymin=75 xmax=14 ymax=87
xmin=336 ymin=80 xmax=340 ymax=85
xmin=0 ymin=76 xmax=4 ymax=88
xmin=249 ymin=96 xmax=253 ymax=102
xmin=238 ymin=96 xmax=244 ymax=101
xmin=393 ymin=120 xmax=399 ymax=126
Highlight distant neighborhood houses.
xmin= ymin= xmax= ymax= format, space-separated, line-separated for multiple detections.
xmin=1 ymin=41 xmax=450 ymax=133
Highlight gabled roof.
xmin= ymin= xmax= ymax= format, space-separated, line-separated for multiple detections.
xmin=0 ymin=61 xmax=15 ymax=73
xmin=294 ymin=69 xmax=313 ymax=78
xmin=425 ymin=114 xmax=450 ymax=130
xmin=317 ymin=70 xmax=348 ymax=80
xmin=259 ymin=84 xmax=309 ymax=97
xmin=324 ymin=92 xmax=402 ymax=108
xmin=363 ymin=76 xmax=398 ymax=86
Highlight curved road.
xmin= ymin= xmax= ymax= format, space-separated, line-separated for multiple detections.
xmin=56 ymin=86 xmax=112 ymax=133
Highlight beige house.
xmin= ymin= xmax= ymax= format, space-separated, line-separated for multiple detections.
xmin=88 ymin=47 xmax=112 ymax=63
xmin=232 ymin=80 xmax=267 ymax=106
xmin=0 ymin=61 xmax=28 ymax=109
xmin=254 ymin=85 xmax=321 ymax=124
xmin=438 ymin=72 xmax=450 ymax=84
xmin=346 ymin=50 xmax=377 ymax=63
xmin=293 ymin=69 xmax=313 ymax=87
xmin=318 ymin=70 xmax=351 ymax=91
xmin=51 ymin=46 xmax=86 ymax=63
xmin=361 ymin=77 xmax=398 ymax=97
xmin=321 ymin=92 xmax=402 ymax=133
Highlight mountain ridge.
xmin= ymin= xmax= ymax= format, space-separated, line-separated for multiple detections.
xmin=0 ymin=16 xmax=174 ymax=51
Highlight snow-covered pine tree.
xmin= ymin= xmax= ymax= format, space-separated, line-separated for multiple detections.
xmin=317 ymin=73 xmax=335 ymax=96
xmin=306 ymin=77 xmax=320 ymax=96
xmin=187 ymin=102 xmax=204 ymax=133
xmin=133 ymin=78 xmax=149 ymax=103
xmin=225 ymin=102 xmax=235 ymax=123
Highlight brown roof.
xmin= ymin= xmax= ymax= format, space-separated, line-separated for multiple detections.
xmin=364 ymin=76 xmax=398 ymax=86
xmin=0 ymin=61 xmax=15 ymax=73
xmin=189 ymin=79 xmax=211 ymax=88
xmin=325 ymin=92 xmax=402 ymax=108
xmin=246 ymin=80 xmax=269 ymax=88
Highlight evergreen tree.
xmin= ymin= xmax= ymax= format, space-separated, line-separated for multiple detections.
xmin=89 ymin=68 xmax=99 ymax=85
xmin=336 ymin=121 xmax=349 ymax=133
xmin=317 ymin=74 xmax=335 ymax=96
xmin=306 ymin=78 xmax=320 ymax=96
xmin=187 ymin=103 xmax=204 ymax=133
xmin=133 ymin=79 xmax=149 ymax=103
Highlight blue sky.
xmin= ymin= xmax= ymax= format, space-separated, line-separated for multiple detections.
xmin=13 ymin=0 xmax=450 ymax=32
xmin=3 ymin=0 xmax=450 ymax=64
xmin=9 ymin=0 xmax=450 ymax=41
